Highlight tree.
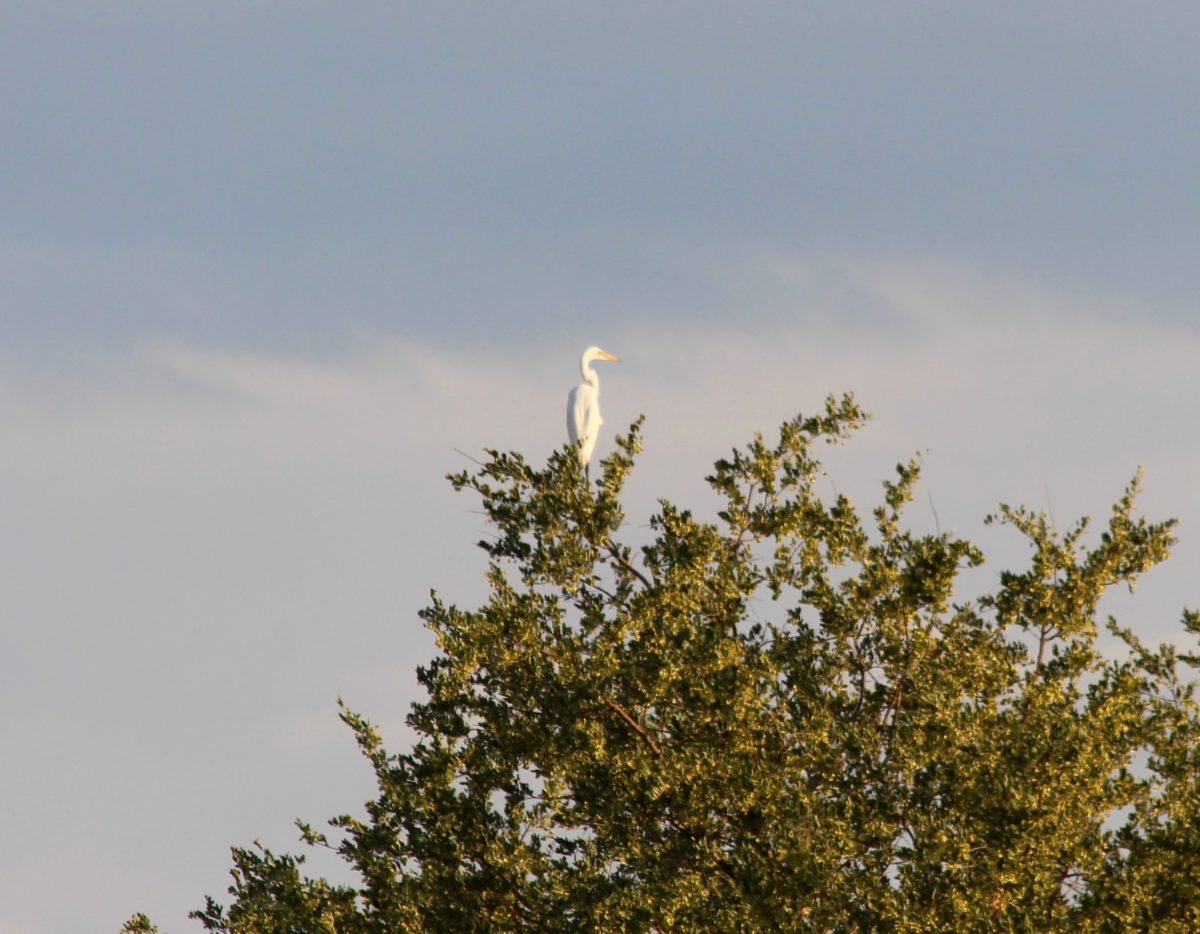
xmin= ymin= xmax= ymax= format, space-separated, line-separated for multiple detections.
xmin=183 ymin=394 xmax=1200 ymax=932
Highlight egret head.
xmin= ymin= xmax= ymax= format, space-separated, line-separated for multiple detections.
xmin=582 ymin=346 xmax=620 ymax=365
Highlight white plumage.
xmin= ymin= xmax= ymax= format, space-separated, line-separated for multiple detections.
xmin=567 ymin=345 xmax=619 ymax=476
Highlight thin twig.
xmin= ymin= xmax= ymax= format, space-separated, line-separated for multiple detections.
xmin=453 ymin=447 xmax=489 ymax=467
xmin=732 ymin=479 xmax=758 ymax=548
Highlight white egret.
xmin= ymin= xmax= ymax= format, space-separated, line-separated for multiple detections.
xmin=566 ymin=345 xmax=620 ymax=477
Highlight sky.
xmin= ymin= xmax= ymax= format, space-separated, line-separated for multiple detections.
xmin=3 ymin=4 xmax=1200 ymax=931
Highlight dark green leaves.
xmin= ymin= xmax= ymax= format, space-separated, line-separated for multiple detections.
xmin=184 ymin=397 xmax=1200 ymax=933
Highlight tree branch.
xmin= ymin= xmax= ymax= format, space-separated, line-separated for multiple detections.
xmin=604 ymin=538 xmax=653 ymax=589
xmin=604 ymin=697 xmax=662 ymax=757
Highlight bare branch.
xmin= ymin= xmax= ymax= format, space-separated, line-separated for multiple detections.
xmin=453 ymin=447 xmax=489 ymax=467
xmin=604 ymin=538 xmax=653 ymax=589
xmin=604 ymin=697 xmax=662 ymax=757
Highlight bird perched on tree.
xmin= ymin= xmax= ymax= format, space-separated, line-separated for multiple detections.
xmin=566 ymin=345 xmax=620 ymax=477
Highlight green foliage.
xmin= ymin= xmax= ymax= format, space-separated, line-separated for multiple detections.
xmin=120 ymin=915 xmax=160 ymax=934
xmin=185 ymin=394 xmax=1200 ymax=932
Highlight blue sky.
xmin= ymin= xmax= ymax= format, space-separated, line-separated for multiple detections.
xmin=4 ymin=5 xmax=1200 ymax=931
xmin=7 ymin=3 xmax=1200 ymax=363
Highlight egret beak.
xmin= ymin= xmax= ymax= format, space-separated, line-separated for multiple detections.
xmin=600 ymin=351 xmax=620 ymax=362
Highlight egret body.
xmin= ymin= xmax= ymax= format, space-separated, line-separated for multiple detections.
xmin=567 ymin=346 xmax=620 ymax=476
